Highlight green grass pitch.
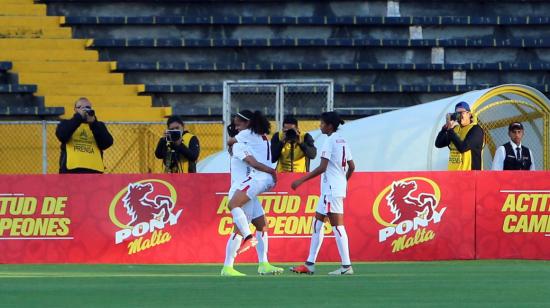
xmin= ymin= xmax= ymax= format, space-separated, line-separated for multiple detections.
xmin=1 ymin=260 xmax=549 ymax=307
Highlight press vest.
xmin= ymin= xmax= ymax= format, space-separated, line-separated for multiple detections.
xmin=66 ymin=125 xmax=104 ymax=172
xmin=503 ymin=143 xmax=532 ymax=170
xmin=448 ymin=123 xmax=479 ymax=171
xmin=276 ymin=131 xmax=308 ymax=173
xmin=166 ymin=132 xmax=194 ymax=173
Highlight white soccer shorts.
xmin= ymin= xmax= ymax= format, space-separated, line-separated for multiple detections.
xmin=316 ymin=194 xmax=345 ymax=214
xmin=228 ymin=187 xmax=265 ymax=222
xmin=236 ymin=176 xmax=274 ymax=200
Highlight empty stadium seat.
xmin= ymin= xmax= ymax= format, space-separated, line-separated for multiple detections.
xmin=32 ymin=0 xmax=550 ymax=117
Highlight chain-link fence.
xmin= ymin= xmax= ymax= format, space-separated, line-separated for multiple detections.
xmin=0 ymin=121 xmax=223 ymax=174
xmin=476 ymin=100 xmax=548 ymax=170
xmin=223 ymin=79 xmax=333 ymax=146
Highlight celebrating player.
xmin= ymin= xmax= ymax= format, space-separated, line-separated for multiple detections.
xmin=222 ymin=110 xmax=283 ymax=276
xmin=289 ymin=111 xmax=355 ymax=275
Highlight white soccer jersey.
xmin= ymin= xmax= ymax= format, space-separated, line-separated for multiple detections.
xmin=319 ymin=131 xmax=353 ymax=197
xmin=235 ymin=129 xmax=273 ymax=180
xmin=230 ymin=143 xmax=251 ymax=185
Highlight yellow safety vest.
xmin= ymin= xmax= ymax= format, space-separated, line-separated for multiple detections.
xmin=166 ymin=132 xmax=195 ymax=173
xmin=66 ymin=125 xmax=105 ymax=172
xmin=448 ymin=124 xmax=475 ymax=171
xmin=276 ymin=131 xmax=308 ymax=173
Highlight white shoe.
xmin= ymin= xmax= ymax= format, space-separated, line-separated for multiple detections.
xmin=328 ymin=266 xmax=354 ymax=275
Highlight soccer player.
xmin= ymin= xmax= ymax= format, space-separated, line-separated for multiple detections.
xmin=222 ymin=111 xmax=283 ymax=276
xmin=289 ymin=111 xmax=355 ymax=275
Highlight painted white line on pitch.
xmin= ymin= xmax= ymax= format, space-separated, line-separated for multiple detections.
xmin=0 ymin=193 xmax=24 ymax=196
xmin=500 ymin=190 xmax=550 ymax=193
xmin=0 ymin=237 xmax=74 ymax=240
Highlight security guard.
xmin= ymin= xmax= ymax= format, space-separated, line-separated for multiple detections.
xmin=492 ymin=122 xmax=535 ymax=170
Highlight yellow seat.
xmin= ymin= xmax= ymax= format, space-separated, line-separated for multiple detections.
xmin=0 ymin=4 xmax=47 ymax=16
xmin=2 ymin=3 xmax=170 ymax=121
xmin=45 ymin=96 xmax=153 ymax=108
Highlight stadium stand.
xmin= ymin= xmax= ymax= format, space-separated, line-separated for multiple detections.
xmin=0 ymin=60 xmax=63 ymax=117
xmin=0 ymin=0 xmax=170 ymax=120
xmin=8 ymin=0 xmax=550 ymax=118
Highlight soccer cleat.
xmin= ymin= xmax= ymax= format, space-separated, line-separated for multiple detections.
xmin=328 ymin=266 xmax=354 ymax=275
xmin=258 ymin=262 xmax=284 ymax=275
xmin=220 ymin=266 xmax=246 ymax=276
xmin=289 ymin=264 xmax=315 ymax=275
xmin=236 ymin=235 xmax=258 ymax=255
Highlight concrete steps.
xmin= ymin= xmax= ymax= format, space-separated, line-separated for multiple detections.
xmin=0 ymin=27 xmax=71 ymax=39
xmin=12 ymin=61 xmax=113 ymax=73
xmin=44 ymin=95 xmax=152 ymax=108
xmin=19 ymin=72 xmax=125 ymax=85
xmin=1 ymin=50 xmax=98 ymax=61
xmin=0 ymin=4 xmax=47 ymax=16
xmin=36 ymin=84 xmax=140 ymax=96
xmin=0 ymin=38 xmax=87 ymax=49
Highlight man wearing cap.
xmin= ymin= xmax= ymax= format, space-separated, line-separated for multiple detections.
xmin=491 ymin=122 xmax=535 ymax=170
xmin=435 ymin=101 xmax=485 ymax=170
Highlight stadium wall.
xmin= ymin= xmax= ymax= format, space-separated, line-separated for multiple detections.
xmin=0 ymin=171 xmax=548 ymax=263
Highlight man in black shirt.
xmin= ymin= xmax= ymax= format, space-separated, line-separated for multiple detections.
xmin=435 ymin=101 xmax=484 ymax=170
xmin=56 ymin=98 xmax=113 ymax=173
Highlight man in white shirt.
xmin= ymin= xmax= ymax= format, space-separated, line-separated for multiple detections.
xmin=492 ymin=122 xmax=535 ymax=170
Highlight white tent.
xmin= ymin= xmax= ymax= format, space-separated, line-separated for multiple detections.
xmin=198 ymin=84 xmax=550 ymax=172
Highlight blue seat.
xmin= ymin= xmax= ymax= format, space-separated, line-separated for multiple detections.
xmin=0 ymin=84 xmax=37 ymax=94
xmin=113 ymin=61 xmax=550 ymax=72
xmin=0 ymin=106 xmax=64 ymax=116
xmin=140 ymin=83 xmax=550 ymax=94
xmin=0 ymin=62 xmax=12 ymax=71
xmin=62 ymin=15 xmax=550 ymax=26
xmin=90 ymin=38 xmax=550 ymax=48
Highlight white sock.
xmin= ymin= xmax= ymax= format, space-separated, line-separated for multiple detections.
xmin=255 ymin=231 xmax=268 ymax=263
xmin=306 ymin=219 xmax=325 ymax=264
xmin=333 ymin=225 xmax=351 ymax=266
xmin=224 ymin=233 xmax=243 ymax=267
xmin=230 ymin=207 xmax=251 ymax=238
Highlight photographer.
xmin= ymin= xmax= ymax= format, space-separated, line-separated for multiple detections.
xmin=435 ymin=101 xmax=484 ymax=170
xmin=155 ymin=115 xmax=200 ymax=173
xmin=270 ymin=116 xmax=317 ymax=172
xmin=492 ymin=122 xmax=535 ymax=170
xmin=55 ymin=97 xmax=113 ymax=173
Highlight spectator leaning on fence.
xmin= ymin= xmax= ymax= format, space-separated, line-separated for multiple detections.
xmin=491 ymin=122 xmax=535 ymax=171
xmin=55 ymin=97 xmax=113 ymax=174
xmin=435 ymin=101 xmax=484 ymax=170
xmin=155 ymin=115 xmax=200 ymax=173
xmin=270 ymin=116 xmax=317 ymax=172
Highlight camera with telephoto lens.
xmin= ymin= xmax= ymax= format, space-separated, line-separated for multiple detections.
xmin=83 ymin=107 xmax=95 ymax=117
xmin=447 ymin=112 xmax=460 ymax=122
xmin=285 ymin=128 xmax=298 ymax=143
xmin=165 ymin=129 xmax=182 ymax=143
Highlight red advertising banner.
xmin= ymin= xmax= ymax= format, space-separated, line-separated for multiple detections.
xmin=476 ymin=171 xmax=550 ymax=260
xmin=0 ymin=172 xmax=475 ymax=264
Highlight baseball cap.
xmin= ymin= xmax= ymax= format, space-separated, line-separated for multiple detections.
xmin=455 ymin=101 xmax=471 ymax=112
xmin=508 ymin=122 xmax=524 ymax=131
